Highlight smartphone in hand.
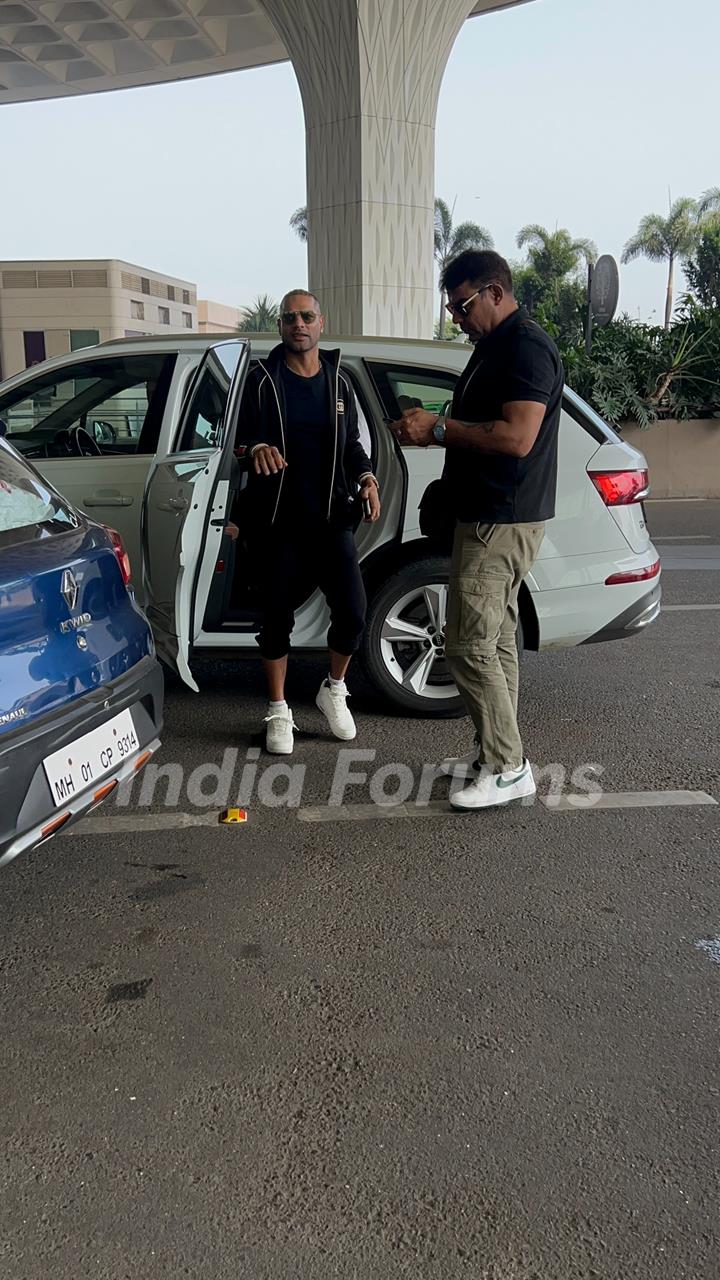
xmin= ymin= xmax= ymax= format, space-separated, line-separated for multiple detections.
xmin=362 ymin=497 xmax=372 ymax=520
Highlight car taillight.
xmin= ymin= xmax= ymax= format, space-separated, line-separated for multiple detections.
xmin=589 ymin=469 xmax=650 ymax=505
xmin=605 ymin=559 xmax=661 ymax=585
xmin=106 ymin=526 xmax=131 ymax=585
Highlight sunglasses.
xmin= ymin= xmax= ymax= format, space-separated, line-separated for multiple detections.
xmin=281 ymin=309 xmax=318 ymax=325
xmin=445 ymin=284 xmax=494 ymax=318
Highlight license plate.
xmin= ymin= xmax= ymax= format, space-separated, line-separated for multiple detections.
xmin=43 ymin=708 xmax=139 ymax=808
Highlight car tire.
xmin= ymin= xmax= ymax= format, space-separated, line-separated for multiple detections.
xmin=362 ymin=558 xmax=456 ymax=717
xmin=362 ymin=557 xmax=525 ymax=718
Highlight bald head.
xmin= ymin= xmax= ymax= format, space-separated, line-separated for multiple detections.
xmin=280 ymin=289 xmax=322 ymax=314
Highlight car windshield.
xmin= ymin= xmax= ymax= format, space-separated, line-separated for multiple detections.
xmin=0 ymin=442 xmax=79 ymax=550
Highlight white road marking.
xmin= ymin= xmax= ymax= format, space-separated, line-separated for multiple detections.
xmin=660 ymin=544 xmax=720 ymax=553
xmin=696 ymin=937 xmax=720 ymax=966
xmin=662 ymin=604 xmax=720 ymax=612
xmin=544 ymin=790 xmax=717 ymax=811
xmin=67 ymin=812 xmax=222 ymax=836
xmin=299 ymin=791 xmax=718 ymax=820
xmin=65 ymin=789 xmax=718 ymax=835
xmin=298 ymin=801 xmax=449 ymax=822
xmin=661 ymin=559 xmax=720 ymax=570
xmin=655 ymin=535 xmax=711 ymax=541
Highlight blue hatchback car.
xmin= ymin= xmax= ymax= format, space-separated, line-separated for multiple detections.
xmin=0 ymin=437 xmax=163 ymax=867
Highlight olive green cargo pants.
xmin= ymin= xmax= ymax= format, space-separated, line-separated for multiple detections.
xmin=445 ymin=521 xmax=545 ymax=773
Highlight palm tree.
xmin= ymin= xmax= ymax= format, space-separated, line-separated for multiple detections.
xmin=516 ymin=224 xmax=597 ymax=285
xmin=698 ymin=188 xmax=720 ymax=217
xmin=290 ymin=207 xmax=308 ymax=243
xmin=435 ymin=198 xmax=493 ymax=338
xmin=237 ymin=294 xmax=279 ymax=333
xmin=622 ymin=198 xmax=701 ymax=329
xmin=514 ymin=226 xmax=596 ymax=341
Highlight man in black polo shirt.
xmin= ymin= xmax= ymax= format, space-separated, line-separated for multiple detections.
xmin=391 ymin=250 xmax=563 ymax=810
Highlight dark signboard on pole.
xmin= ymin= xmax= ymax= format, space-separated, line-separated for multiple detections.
xmin=585 ymin=255 xmax=620 ymax=353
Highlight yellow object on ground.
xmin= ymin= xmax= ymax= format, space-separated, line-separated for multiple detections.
xmin=218 ymin=808 xmax=248 ymax=825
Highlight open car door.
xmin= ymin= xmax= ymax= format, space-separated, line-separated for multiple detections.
xmin=141 ymin=340 xmax=249 ymax=691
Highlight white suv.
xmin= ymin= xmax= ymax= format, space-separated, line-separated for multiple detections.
xmin=0 ymin=333 xmax=661 ymax=717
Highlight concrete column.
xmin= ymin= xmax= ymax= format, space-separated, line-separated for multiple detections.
xmin=260 ymin=0 xmax=474 ymax=338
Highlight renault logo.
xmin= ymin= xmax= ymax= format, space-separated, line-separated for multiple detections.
xmin=61 ymin=569 xmax=79 ymax=612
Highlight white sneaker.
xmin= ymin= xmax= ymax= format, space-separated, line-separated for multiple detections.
xmin=263 ymin=706 xmax=296 ymax=754
xmin=315 ymin=679 xmax=357 ymax=741
xmin=439 ymin=746 xmax=482 ymax=779
xmin=450 ymin=759 xmax=536 ymax=811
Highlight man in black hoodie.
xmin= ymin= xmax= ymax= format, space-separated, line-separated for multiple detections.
xmin=236 ymin=290 xmax=380 ymax=755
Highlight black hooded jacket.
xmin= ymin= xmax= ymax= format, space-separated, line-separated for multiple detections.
xmin=235 ymin=344 xmax=373 ymax=530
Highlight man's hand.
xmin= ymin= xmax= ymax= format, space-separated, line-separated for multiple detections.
xmin=252 ymin=444 xmax=287 ymax=476
xmin=389 ymin=408 xmax=437 ymax=448
xmin=360 ymin=477 xmax=381 ymax=523
xmin=224 ymin=522 xmax=240 ymax=541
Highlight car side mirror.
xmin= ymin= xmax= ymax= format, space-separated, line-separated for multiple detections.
xmin=92 ymin=420 xmax=117 ymax=444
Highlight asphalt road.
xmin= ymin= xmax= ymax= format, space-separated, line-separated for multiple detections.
xmin=2 ymin=500 xmax=720 ymax=1279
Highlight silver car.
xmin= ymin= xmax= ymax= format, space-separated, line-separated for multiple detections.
xmin=0 ymin=333 xmax=661 ymax=717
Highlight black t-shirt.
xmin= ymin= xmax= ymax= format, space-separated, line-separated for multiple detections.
xmin=442 ymin=308 xmax=564 ymax=523
xmin=280 ymin=363 xmax=330 ymax=521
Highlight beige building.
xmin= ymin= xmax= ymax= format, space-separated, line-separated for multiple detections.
xmin=0 ymin=259 xmax=198 ymax=380
xmin=197 ymin=300 xmax=244 ymax=335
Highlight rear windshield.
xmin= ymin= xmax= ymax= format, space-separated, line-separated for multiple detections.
xmin=0 ymin=442 xmax=80 ymax=551
xmin=563 ymin=387 xmax=616 ymax=443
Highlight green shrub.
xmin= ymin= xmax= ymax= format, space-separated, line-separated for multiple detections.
xmin=561 ymin=311 xmax=720 ymax=426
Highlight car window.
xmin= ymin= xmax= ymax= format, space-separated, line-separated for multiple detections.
xmin=0 ymin=353 xmax=176 ymax=460
xmin=355 ymin=394 xmax=373 ymax=463
xmin=339 ymin=366 xmax=375 ymax=467
xmin=365 ymin=361 xmax=459 ymax=419
xmin=0 ymin=442 xmax=79 ymax=550
xmin=174 ymin=342 xmax=243 ymax=453
xmin=563 ymin=386 xmax=614 ymax=444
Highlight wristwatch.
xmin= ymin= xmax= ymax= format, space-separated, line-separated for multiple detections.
xmin=432 ymin=415 xmax=447 ymax=446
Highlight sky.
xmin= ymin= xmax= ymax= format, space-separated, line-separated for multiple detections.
xmin=1 ymin=0 xmax=717 ymax=325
